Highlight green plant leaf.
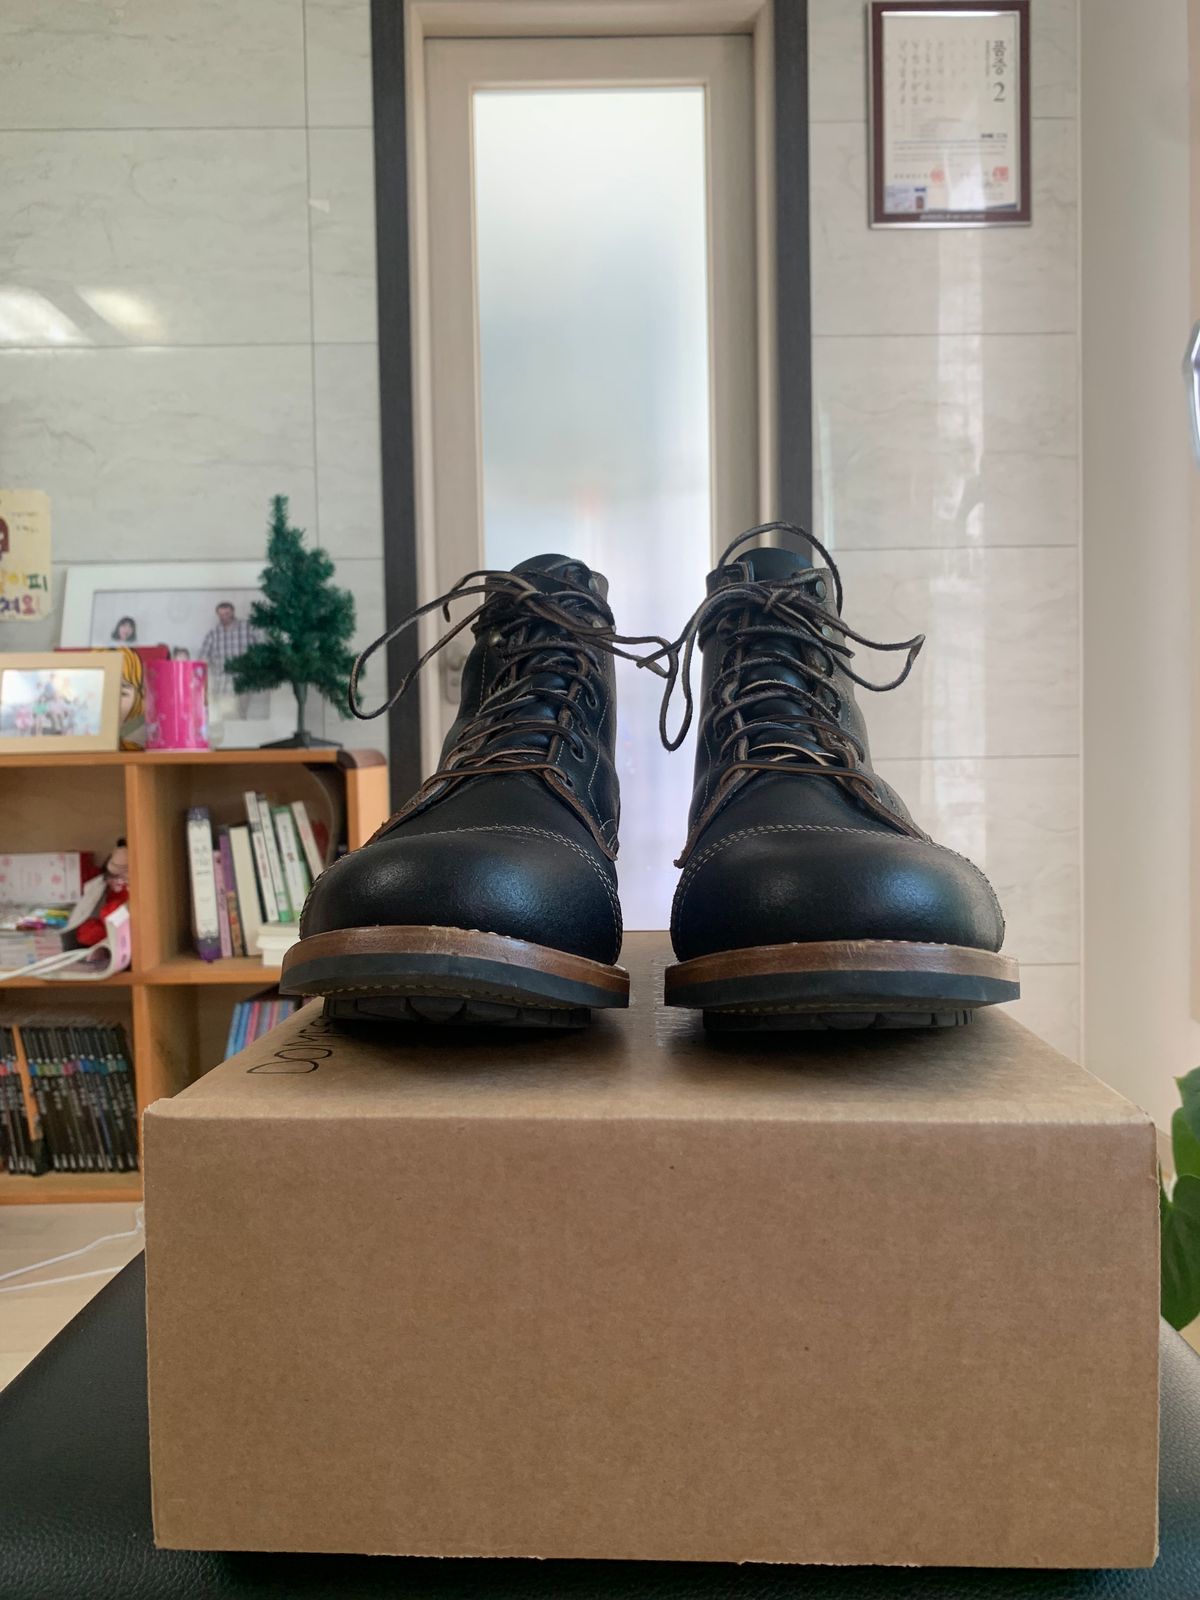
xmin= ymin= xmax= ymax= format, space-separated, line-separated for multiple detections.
xmin=1161 ymin=1171 xmax=1200 ymax=1329
xmin=1174 ymin=1107 xmax=1200 ymax=1180
xmin=1177 ymin=1065 xmax=1200 ymax=1149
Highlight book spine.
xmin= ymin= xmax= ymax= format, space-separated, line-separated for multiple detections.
xmin=17 ymin=1028 xmax=49 ymax=1174
xmin=107 ymin=1026 xmax=139 ymax=1170
xmin=61 ymin=1027 xmax=93 ymax=1173
xmin=25 ymin=1048 xmax=57 ymax=1171
xmin=78 ymin=1025 xmax=115 ymax=1172
xmin=228 ymin=825 xmax=264 ymax=956
xmin=60 ymin=1030 xmax=96 ymax=1173
xmin=27 ymin=1027 xmax=61 ymax=1172
xmin=218 ymin=829 xmax=245 ymax=957
xmin=186 ymin=807 xmax=222 ymax=961
xmin=256 ymin=793 xmax=293 ymax=923
xmin=212 ymin=845 xmax=233 ymax=959
xmin=87 ymin=1026 xmax=124 ymax=1171
xmin=7 ymin=1033 xmax=31 ymax=1175
xmin=273 ymin=806 xmax=311 ymax=925
xmin=100 ymin=1026 xmax=136 ymax=1171
xmin=291 ymin=800 xmax=325 ymax=882
xmin=1 ymin=1028 xmax=24 ymax=1173
xmin=0 ymin=1030 xmax=11 ymax=1173
xmin=68 ymin=1026 xmax=99 ymax=1172
xmin=243 ymin=792 xmax=280 ymax=923
xmin=224 ymin=1002 xmax=243 ymax=1061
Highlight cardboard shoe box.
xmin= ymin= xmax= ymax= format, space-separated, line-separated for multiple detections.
xmin=145 ymin=933 xmax=1159 ymax=1568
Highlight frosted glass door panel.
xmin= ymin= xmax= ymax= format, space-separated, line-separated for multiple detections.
xmin=473 ymin=88 xmax=713 ymax=930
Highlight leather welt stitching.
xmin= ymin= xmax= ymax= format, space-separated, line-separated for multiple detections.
xmin=672 ymin=822 xmax=1006 ymax=938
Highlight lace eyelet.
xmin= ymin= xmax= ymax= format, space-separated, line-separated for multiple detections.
xmin=560 ymin=771 xmax=576 ymax=790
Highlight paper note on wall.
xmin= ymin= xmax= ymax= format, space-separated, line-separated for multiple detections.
xmin=0 ymin=490 xmax=52 ymax=621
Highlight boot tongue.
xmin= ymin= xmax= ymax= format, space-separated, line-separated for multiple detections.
xmin=511 ymin=553 xmax=609 ymax=602
xmin=475 ymin=554 xmax=608 ymax=757
xmin=709 ymin=547 xmax=838 ymax=761
xmin=709 ymin=543 xmax=819 ymax=596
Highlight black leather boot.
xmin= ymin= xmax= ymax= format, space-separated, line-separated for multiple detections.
xmin=658 ymin=524 xmax=1019 ymax=1029
xmin=282 ymin=556 xmax=654 ymax=1027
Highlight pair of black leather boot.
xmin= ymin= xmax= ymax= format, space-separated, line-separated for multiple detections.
xmin=282 ymin=524 xmax=1018 ymax=1030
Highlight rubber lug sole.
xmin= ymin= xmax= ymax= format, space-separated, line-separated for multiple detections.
xmin=280 ymin=924 xmax=629 ymax=1030
xmin=664 ymin=939 xmax=1019 ymax=1032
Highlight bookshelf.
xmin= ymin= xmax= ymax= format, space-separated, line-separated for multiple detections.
xmin=0 ymin=747 xmax=387 ymax=1204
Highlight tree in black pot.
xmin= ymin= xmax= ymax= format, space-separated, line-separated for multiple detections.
xmin=226 ymin=495 xmax=358 ymax=748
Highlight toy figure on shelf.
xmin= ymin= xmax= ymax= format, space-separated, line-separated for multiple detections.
xmin=75 ymin=839 xmax=130 ymax=948
xmin=117 ymin=647 xmax=147 ymax=750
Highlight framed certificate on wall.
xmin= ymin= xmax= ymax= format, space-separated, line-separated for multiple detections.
xmin=868 ymin=0 xmax=1030 ymax=228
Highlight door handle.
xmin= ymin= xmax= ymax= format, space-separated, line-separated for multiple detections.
xmin=439 ymin=640 xmax=470 ymax=705
xmin=1184 ymin=321 xmax=1200 ymax=465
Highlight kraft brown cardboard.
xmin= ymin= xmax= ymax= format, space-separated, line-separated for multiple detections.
xmin=144 ymin=933 xmax=1160 ymax=1567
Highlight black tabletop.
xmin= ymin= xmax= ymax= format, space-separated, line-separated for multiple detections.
xmin=1 ymin=1256 xmax=1198 ymax=1599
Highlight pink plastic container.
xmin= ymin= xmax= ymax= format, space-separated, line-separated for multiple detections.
xmin=145 ymin=659 xmax=210 ymax=750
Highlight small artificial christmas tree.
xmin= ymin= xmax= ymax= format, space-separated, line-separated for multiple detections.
xmin=226 ymin=495 xmax=358 ymax=748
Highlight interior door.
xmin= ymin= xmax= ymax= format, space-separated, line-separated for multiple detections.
xmin=421 ymin=33 xmax=759 ymax=928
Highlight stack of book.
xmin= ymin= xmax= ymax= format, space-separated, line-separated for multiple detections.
xmin=224 ymin=995 xmax=300 ymax=1058
xmin=186 ymin=794 xmax=328 ymax=963
xmin=0 ymin=1021 xmax=138 ymax=1175
xmin=0 ymin=851 xmax=99 ymax=971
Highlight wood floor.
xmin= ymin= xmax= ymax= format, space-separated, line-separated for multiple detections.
xmin=0 ymin=1203 xmax=144 ymax=1391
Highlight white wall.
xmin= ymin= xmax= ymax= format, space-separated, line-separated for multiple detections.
xmin=0 ymin=0 xmax=385 ymax=743
xmin=1080 ymin=0 xmax=1196 ymax=1129
xmin=808 ymin=0 xmax=1082 ymax=1058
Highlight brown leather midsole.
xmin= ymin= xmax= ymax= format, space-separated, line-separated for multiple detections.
xmin=282 ymin=924 xmax=630 ymax=997
xmin=665 ymin=940 xmax=1017 ymax=993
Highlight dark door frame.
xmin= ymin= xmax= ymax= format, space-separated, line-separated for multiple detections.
xmin=369 ymin=0 xmax=811 ymax=808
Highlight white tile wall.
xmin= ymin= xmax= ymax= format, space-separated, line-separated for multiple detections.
xmin=0 ymin=0 xmax=386 ymax=751
xmin=0 ymin=0 xmax=307 ymax=130
xmin=0 ymin=130 xmax=312 ymax=346
xmin=309 ymin=128 xmax=379 ymax=343
xmin=812 ymin=0 xmax=1082 ymax=1057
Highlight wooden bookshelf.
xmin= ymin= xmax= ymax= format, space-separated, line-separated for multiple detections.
xmin=0 ymin=747 xmax=387 ymax=1204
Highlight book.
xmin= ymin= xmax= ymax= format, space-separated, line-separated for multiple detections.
xmin=272 ymin=805 xmax=312 ymax=922
xmin=211 ymin=843 xmax=233 ymax=960
xmin=1 ymin=1021 xmax=138 ymax=1175
xmin=0 ymin=1025 xmax=34 ymax=1174
xmin=217 ymin=830 xmax=245 ymax=958
xmin=186 ymin=808 xmax=222 ymax=961
xmin=243 ymin=792 xmax=280 ymax=923
xmin=256 ymin=921 xmax=302 ymax=966
xmin=0 ymin=851 xmax=94 ymax=905
xmin=223 ymin=995 xmax=299 ymax=1059
xmin=254 ymin=792 xmax=293 ymax=923
xmin=228 ymin=825 xmax=265 ymax=958
xmin=291 ymin=801 xmax=325 ymax=882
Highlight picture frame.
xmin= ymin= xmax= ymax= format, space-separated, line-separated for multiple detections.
xmin=60 ymin=561 xmax=310 ymax=748
xmin=0 ymin=650 xmax=123 ymax=754
xmin=868 ymin=0 xmax=1031 ymax=229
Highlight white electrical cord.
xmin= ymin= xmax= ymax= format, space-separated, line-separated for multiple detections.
xmin=0 ymin=1205 xmax=143 ymax=1295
